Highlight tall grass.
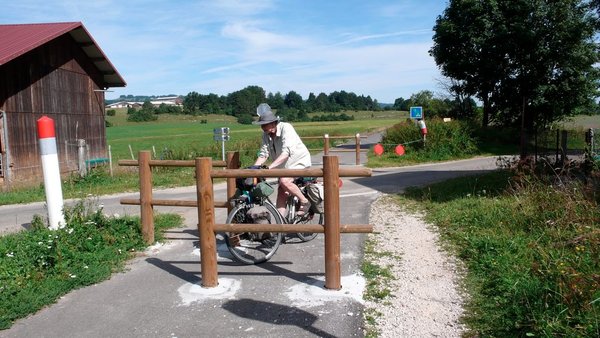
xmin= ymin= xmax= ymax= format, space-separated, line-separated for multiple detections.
xmin=0 ymin=200 xmax=182 ymax=329
xmin=403 ymin=166 xmax=600 ymax=336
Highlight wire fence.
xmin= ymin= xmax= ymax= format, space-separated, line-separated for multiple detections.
xmin=532 ymin=128 xmax=590 ymax=163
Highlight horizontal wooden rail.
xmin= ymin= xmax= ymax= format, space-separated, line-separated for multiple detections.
xmin=210 ymin=167 xmax=371 ymax=179
xmin=119 ymin=159 xmax=227 ymax=167
xmin=121 ymin=151 xmax=372 ymax=290
xmin=302 ymin=135 xmax=368 ymax=140
xmin=328 ymin=149 xmax=369 ymax=152
xmin=120 ymin=198 xmax=228 ymax=208
xmin=214 ymin=223 xmax=373 ymax=233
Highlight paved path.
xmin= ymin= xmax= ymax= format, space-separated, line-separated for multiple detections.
xmin=0 ymin=139 xmax=500 ymax=337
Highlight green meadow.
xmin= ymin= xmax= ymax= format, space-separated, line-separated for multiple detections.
xmin=105 ymin=109 xmax=406 ymax=162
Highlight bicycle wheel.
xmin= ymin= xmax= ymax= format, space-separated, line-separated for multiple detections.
xmin=295 ymin=212 xmax=323 ymax=242
xmin=224 ymin=202 xmax=284 ymax=264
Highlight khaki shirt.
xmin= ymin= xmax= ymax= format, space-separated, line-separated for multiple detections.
xmin=258 ymin=122 xmax=311 ymax=169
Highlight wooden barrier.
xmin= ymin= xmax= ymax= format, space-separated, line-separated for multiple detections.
xmin=302 ymin=133 xmax=368 ymax=165
xmin=119 ymin=151 xmax=373 ymax=289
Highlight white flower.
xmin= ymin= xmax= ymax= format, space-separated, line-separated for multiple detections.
xmin=67 ymin=228 xmax=74 ymax=234
xmin=69 ymin=274 xmax=76 ymax=278
xmin=6 ymin=252 xmax=14 ymax=257
xmin=84 ymin=265 xmax=89 ymax=269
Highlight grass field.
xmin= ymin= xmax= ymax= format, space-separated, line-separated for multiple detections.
xmin=106 ymin=109 xmax=406 ymax=162
xmin=558 ymin=114 xmax=600 ymax=129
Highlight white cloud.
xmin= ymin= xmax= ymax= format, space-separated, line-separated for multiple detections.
xmin=0 ymin=0 xmax=447 ymax=102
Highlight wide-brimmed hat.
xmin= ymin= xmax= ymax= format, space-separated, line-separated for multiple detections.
xmin=252 ymin=103 xmax=280 ymax=125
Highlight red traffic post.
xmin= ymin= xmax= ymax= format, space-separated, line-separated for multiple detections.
xmin=37 ymin=116 xmax=66 ymax=230
xmin=418 ymin=119 xmax=427 ymax=141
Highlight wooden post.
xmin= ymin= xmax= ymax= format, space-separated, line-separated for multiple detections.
xmin=108 ymin=145 xmax=113 ymax=177
xmin=324 ymin=134 xmax=330 ymax=155
xmin=561 ymin=130 xmax=568 ymax=163
xmin=355 ymin=133 xmax=361 ymax=165
xmin=323 ymin=155 xmax=341 ymax=290
xmin=139 ymin=151 xmax=154 ymax=244
xmin=226 ymin=151 xmax=240 ymax=213
xmin=196 ymin=157 xmax=218 ymax=287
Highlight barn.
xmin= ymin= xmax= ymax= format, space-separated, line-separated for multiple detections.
xmin=0 ymin=22 xmax=126 ymax=189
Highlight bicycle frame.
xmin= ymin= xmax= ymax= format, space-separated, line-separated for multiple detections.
xmin=224 ymin=178 xmax=322 ymax=264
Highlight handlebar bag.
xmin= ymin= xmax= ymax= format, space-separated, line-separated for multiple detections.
xmin=305 ymin=182 xmax=324 ymax=213
xmin=251 ymin=180 xmax=274 ymax=199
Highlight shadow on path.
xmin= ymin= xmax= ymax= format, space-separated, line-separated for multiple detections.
xmin=222 ymin=298 xmax=338 ymax=338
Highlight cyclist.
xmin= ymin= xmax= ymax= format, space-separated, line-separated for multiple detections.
xmin=252 ymin=103 xmax=312 ymax=216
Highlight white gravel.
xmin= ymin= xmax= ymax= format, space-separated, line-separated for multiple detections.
xmin=364 ymin=195 xmax=466 ymax=337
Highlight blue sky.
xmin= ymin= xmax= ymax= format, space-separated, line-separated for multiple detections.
xmin=2 ymin=0 xmax=448 ymax=103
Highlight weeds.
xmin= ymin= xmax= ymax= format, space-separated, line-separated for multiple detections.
xmin=404 ymin=159 xmax=600 ymax=337
xmin=361 ymin=236 xmax=399 ymax=337
xmin=0 ymin=200 xmax=182 ymax=329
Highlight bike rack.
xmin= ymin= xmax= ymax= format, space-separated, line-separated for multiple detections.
xmin=119 ymin=150 xmax=373 ymax=290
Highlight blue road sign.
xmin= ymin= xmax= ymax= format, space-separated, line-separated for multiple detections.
xmin=410 ymin=106 xmax=423 ymax=119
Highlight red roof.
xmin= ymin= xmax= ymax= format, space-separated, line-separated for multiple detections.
xmin=0 ymin=22 xmax=125 ymax=87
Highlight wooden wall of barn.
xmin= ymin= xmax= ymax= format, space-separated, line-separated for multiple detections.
xmin=0 ymin=34 xmax=107 ymax=187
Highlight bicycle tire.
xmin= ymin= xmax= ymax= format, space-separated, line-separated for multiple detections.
xmin=295 ymin=212 xmax=323 ymax=242
xmin=224 ymin=201 xmax=284 ymax=264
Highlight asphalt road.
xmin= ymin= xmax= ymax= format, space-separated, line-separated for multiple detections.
xmin=0 ymin=140 xmax=501 ymax=338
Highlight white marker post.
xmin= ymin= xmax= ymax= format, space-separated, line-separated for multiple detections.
xmin=37 ymin=116 xmax=66 ymax=230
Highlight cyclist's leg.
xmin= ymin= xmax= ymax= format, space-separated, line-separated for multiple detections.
xmin=278 ymin=176 xmax=310 ymax=215
xmin=275 ymin=181 xmax=287 ymax=216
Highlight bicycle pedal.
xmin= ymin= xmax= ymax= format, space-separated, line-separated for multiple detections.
xmin=229 ymin=234 xmax=241 ymax=246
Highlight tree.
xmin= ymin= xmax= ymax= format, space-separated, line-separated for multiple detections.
xmin=314 ymin=93 xmax=329 ymax=112
xmin=284 ymin=91 xmax=304 ymax=110
xmin=393 ymin=97 xmax=409 ymax=111
xmin=183 ymin=91 xmax=201 ymax=115
xmin=431 ymin=0 xmax=600 ymax=133
xmin=267 ymin=92 xmax=285 ymax=110
xmin=228 ymin=85 xmax=266 ymax=118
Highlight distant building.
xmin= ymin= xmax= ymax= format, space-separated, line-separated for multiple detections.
xmin=0 ymin=22 xmax=126 ymax=188
xmin=106 ymin=96 xmax=183 ymax=109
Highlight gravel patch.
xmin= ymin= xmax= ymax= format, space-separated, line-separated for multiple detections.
xmin=364 ymin=195 xmax=466 ymax=337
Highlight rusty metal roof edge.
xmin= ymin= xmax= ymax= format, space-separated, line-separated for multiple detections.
xmin=0 ymin=22 xmax=126 ymax=88
xmin=0 ymin=22 xmax=81 ymax=66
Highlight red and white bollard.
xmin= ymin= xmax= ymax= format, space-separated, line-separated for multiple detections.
xmin=37 ymin=116 xmax=66 ymax=230
xmin=418 ymin=119 xmax=428 ymax=141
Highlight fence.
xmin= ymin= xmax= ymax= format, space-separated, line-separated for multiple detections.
xmin=532 ymin=129 xmax=588 ymax=163
xmin=302 ymin=133 xmax=368 ymax=165
xmin=119 ymin=150 xmax=373 ymax=290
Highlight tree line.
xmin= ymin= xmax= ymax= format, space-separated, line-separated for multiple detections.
xmin=182 ymin=87 xmax=380 ymax=124
xmin=117 ymin=86 xmax=478 ymax=124
xmin=114 ymin=0 xmax=600 ymax=129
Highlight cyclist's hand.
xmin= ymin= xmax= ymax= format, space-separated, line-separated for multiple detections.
xmin=247 ymin=165 xmax=269 ymax=169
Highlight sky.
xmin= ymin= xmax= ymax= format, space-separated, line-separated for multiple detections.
xmin=1 ymin=0 xmax=449 ymax=103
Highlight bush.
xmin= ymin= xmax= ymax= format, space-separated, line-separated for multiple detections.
xmin=127 ymin=109 xmax=158 ymax=122
xmin=237 ymin=114 xmax=254 ymax=125
xmin=311 ymin=113 xmax=354 ymax=122
xmin=0 ymin=200 xmax=181 ymax=329
xmin=106 ymin=109 xmax=116 ymax=116
xmin=406 ymin=163 xmax=600 ymax=336
xmin=382 ymin=118 xmax=479 ymax=161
